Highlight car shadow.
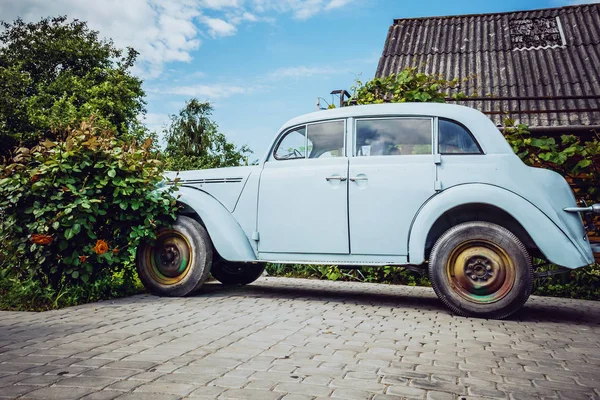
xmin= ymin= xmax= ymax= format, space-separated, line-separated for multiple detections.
xmin=195 ymin=279 xmax=600 ymax=326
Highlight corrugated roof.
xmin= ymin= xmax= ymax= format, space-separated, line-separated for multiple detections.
xmin=376 ymin=4 xmax=600 ymax=128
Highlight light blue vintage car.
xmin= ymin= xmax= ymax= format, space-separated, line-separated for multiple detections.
xmin=136 ymin=103 xmax=599 ymax=319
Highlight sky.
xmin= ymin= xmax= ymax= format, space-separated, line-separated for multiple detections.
xmin=1 ymin=0 xmax=597 ymax=159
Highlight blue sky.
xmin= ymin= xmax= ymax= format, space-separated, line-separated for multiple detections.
xmin=2 ymin=0 xmax=595 ymax=159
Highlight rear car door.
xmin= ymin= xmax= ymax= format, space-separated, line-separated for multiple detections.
xmin=348 ymin=117 xmax=437 ymax=256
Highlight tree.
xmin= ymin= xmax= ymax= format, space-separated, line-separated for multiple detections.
xmin=0 ymin=16 xmax=146 ymax=158
xmin=163 ymin=99 xmax=251 ymax=171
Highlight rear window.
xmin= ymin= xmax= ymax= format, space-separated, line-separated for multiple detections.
xmin=438 ymin=119 xmax=482 ymax=154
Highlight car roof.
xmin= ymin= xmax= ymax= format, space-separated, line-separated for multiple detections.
xmin=280 ymin=103 xmax=489 ymax=129
xmin=264 ymin=103 xmax=513 ymax=160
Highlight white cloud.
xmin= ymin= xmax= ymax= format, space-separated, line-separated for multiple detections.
xmin=325 ymin=0 xmax=353 ymax=10
xmin=154 ymin=83 xmax=263 ymax=99
xmin=250 ymin=0 xmax=354 ymax=19
xmin=0 ymin=0 xmax=203 ymax=79
xmin=268 ymin=65 xmax=340 ymax=79
xmin=200 ymin=16 xmax=237 ymax=37
xmin=0 ymin=0 xmax=356 ymax=78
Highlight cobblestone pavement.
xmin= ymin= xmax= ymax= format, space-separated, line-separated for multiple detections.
xmin=1 ymin=277 xmax=600 ymax=400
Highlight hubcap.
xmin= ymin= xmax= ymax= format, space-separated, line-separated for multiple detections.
xmin=446 ymin=240 xmax=515 ymax=304
xmin=143 ymin=230 xmax=193 ymax=285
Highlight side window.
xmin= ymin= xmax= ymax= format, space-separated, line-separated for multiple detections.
xmin=438 ymin=119 xmax=482 ymax=154
xmin=307 ymin=120 xmax=345 ymax=158
xmin=274 ymin=126 xmax=307 ymax=160
xmin=356 ymin=118 xmax=432 ymax=156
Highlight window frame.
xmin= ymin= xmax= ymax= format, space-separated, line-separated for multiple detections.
xmin=270 ymin=119 xmax=347 ymax=162
xmin=436 ymin=118 xmax=484 ymax=156
xmin=353 ymin=116 xmax=434 ymax=157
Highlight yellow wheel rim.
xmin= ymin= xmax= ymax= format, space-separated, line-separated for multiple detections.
xmin=143 ymin=230 xmax=193 ymax=285
xmin=446 ymin=239 xmax=516 ymax=304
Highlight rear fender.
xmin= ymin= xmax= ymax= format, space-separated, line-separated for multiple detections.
xmin=409 ymin=184 xmax=592 ymax=268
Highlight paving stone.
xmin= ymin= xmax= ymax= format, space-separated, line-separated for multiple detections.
xmin=385 ymin=385 xmax=427 ymax=398
xmin=134 ymin=382 xmax=197 ymax=396
xmin=274 ymin=382 xmax=331 ymax=397
xmin=331 ymin=388 xmax=373 ymax=399
xmin=19 ymin=386 xmax=94 ymax=399
xmin=112 ymin=394 xmax=180 ymax=400
xmin=219 ymin=388 xmax=281 ymax=400
xmin=55 ymin=377 xmax=119 ymax=389
xmin=0 ymin=384 xmax=38 ymax=398
xmin=79 ymin=391 xmax=122 ymax=400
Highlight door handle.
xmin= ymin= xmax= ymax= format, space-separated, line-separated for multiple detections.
xmin=326 ymin=176 xmax=347 ymax=182
xmin=349 ymin=176 xmax=368 ymax=182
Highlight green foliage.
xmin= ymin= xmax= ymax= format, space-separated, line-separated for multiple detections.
xmin=266 ymin=264 xmax=430 ymax=287
xmin=533 ymin=264 xmax=600 ymax=300
xmin=163 ymin=99 xmax=252 ymax=171
xmin=348 ymin=67 xmax=465 ymax=105
xmin=0 ymin=16 xmax=145 ymax=157
xmin=0 ymin=117 xmax=178 ymax=309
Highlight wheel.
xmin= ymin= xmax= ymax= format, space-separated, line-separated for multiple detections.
xmin=428 ymin=221 xmax=533 ymax=319
xmin=136 ymin=215 xmax=212 ymax=296
xmin=211 ymin=259 xmax=266 ymax=285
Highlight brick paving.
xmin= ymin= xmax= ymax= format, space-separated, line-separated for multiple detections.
xmin=1 ymin=277 xmax=600 ymax=399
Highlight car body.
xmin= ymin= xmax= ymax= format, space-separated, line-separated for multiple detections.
xmin=138 ymin=103 xmax=598 ymax=319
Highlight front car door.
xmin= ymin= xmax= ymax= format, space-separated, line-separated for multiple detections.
xmin=257 ymin=120 xmax=349 ymax=255
xmin=348 ymin=116 xmax=437 ymax=257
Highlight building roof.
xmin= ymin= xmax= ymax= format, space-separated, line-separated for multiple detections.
xmin=375 ymin=3 xmax=600 ymax=129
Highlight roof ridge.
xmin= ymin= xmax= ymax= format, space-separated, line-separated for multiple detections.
xmin=392 ymin=3 xmax=599 ymax=24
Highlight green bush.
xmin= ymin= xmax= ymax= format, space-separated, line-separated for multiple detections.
xmin=0 ymin=118 xmax=178 ymax=310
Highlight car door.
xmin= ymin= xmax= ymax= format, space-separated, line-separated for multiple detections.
xmin=348 ymin=116 xmax=437 ymax=256
xmin=257 ymin=120 xmax=349 ymax=254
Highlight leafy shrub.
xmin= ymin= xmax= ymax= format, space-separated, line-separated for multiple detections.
xmin=266 ymin=264 xmax=430 ymax=287
xmin=348 ymin=67 xmax=465 ymax=105
xmin=0 ymin=118 xmax=178 ymax=309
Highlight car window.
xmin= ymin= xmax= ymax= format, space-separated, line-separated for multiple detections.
xmin=274 ymin=126 xmax=307 ymax=160
xmin=356 ymin=118 xmax=432 ymax=156
xmin=307 ymin=120 xmax=345 ymax=158
xmin=439 ymin=119 xmax=482 ymax=154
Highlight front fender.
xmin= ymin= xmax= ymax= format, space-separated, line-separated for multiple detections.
xmin=173 ymin=186 xmax=257 ymax=262
xmin=408 ymin=184 xmax=593 ymax=268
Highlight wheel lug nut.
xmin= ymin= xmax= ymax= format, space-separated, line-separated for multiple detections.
xmin=471 ymin=274 xmax=477 ymax=280
xmin=486 ymin=265 xmax=492 ymax=271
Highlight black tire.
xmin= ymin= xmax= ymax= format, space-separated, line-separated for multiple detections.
xmin=136 ymin=215 xmax=212 ymax=297
xmin=428 ymin=221 xmax=533 ymax=319
xmin=211 ymin=259 xmax=266 ymax=285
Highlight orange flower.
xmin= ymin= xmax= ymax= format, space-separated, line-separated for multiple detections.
xmin=79 ymin=255 xmax=87 ymax=263
xmin=112 ymin=247 xmax=119 ymax=254
xmin=31 ymin=174 xmax=40 ymax=183
xmin=30 ymin=233 xmax=53 ymax=245
xmin=93 ymin=239 xmax=109 ymax=255
xmin=61 ymin=187 xmax=69 ymax=192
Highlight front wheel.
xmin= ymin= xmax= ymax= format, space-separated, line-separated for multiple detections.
xmin=136 ymin=215 xmax=212 ymax=296
xmin=211 ymin=260 xmax=266 ymax=285
xmin=428 ymin=221 xmax=533 ymax=319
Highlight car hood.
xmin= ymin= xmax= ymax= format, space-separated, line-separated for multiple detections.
xmin=164 ymin=166 xmax=258 ymax=212
xmin=165 ymin=166 xmax=257 ymax=183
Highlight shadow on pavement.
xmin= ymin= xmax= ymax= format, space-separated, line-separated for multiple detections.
xmin=195 ymin=280 xmax=600 ymax=325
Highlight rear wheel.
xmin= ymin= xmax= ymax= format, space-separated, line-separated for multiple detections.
xmin=211 ymin=260 xmax=266 ymax=285
xmin=428 ymin=221 xmax=533 ymax=319
xmin=136 ymin=216 xmax=212 ymax=296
